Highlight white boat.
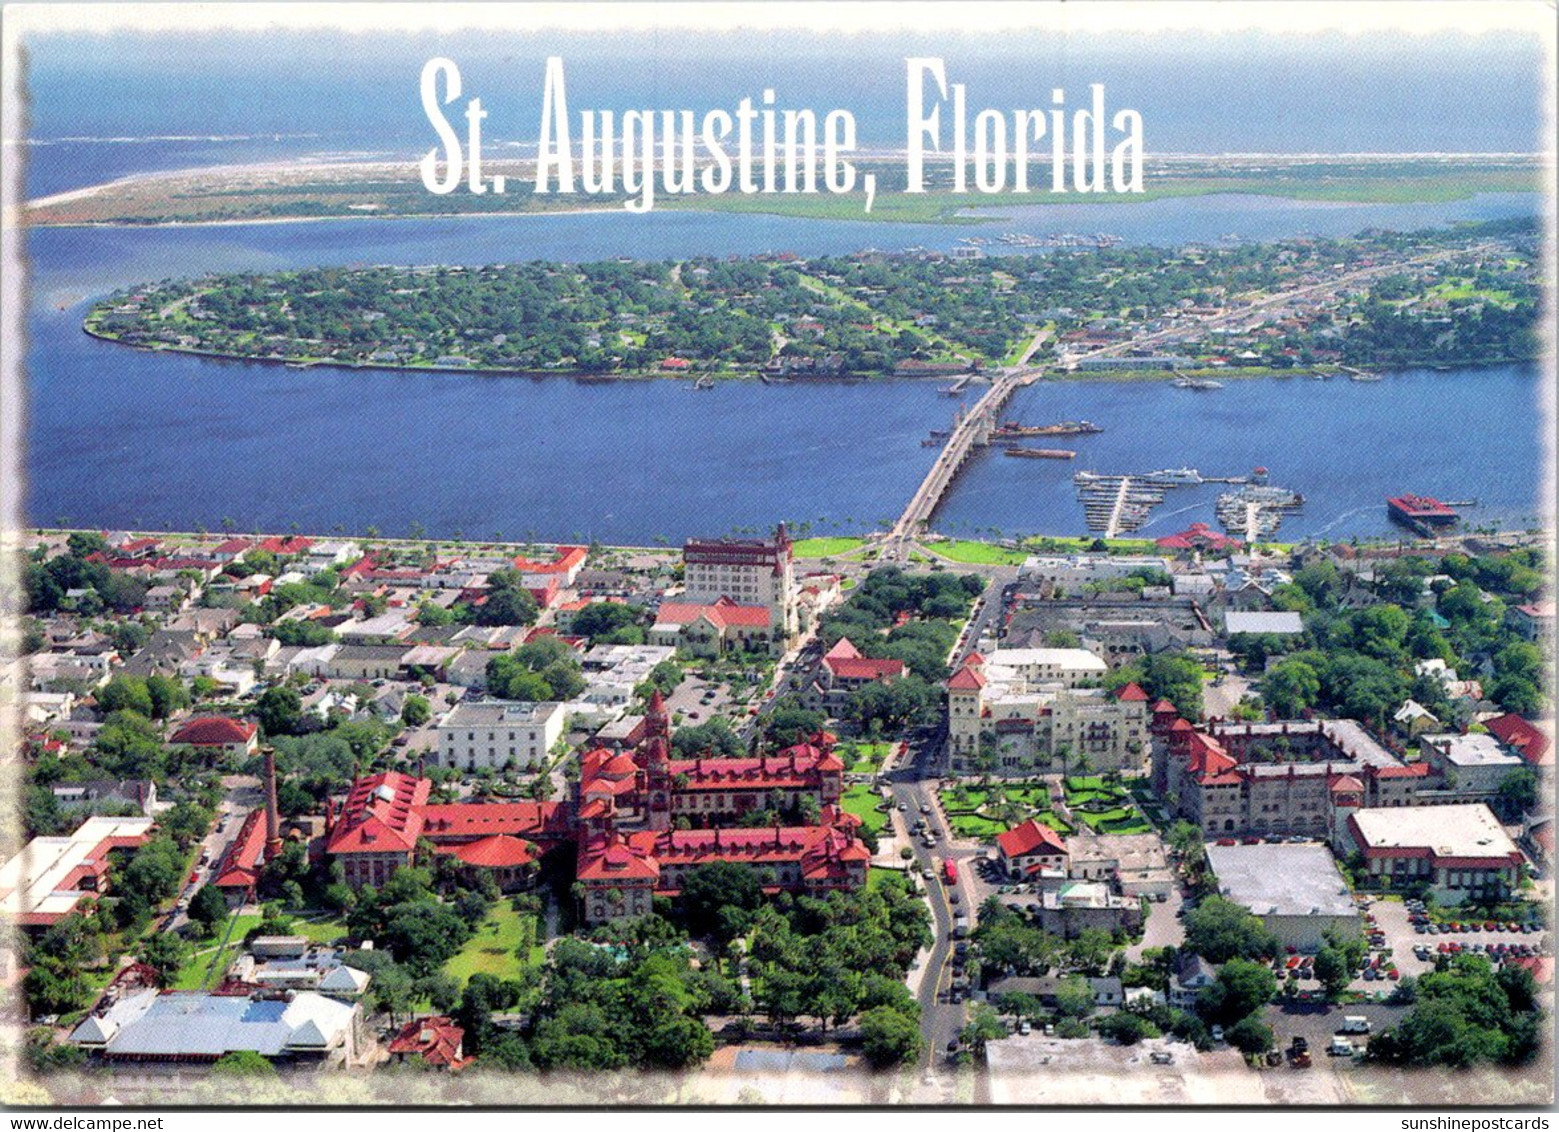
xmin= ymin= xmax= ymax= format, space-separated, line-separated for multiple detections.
xmin=1143 ymin=468 xmax=1203 ymax=485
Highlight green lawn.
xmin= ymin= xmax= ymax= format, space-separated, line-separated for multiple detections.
xmin=842 ymin=782 xmax=889 ymax=837
xmin=844 ymin=741 xmax=891 ymax=775
xmin=170 ymin=914 xmax=262 ymax=990
xmin=291 ymin=915 xmax=350 ymax=945
xmin=444 ymin=902 xmax=544 ymax=985
xmin=792 ymin=537 xmax=868 ymax=558
xmin=939 ymin=781 xmax=1059 ymax=843
xmin=868 ymin=866 xmax=910 ymax=893
xmin=926 ymin=540 xmax=1028 ymax=566
xmin=1062 ymin=777 xmax=1153 ymax=835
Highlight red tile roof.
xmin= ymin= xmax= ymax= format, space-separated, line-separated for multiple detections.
xmin=512 ymin=545 xmax=587 ymax=575
xmin=257 ymin=536 xmax=313 ymax=555
xmin=325 ymin=772 xmax=431 ymax=855
xmin=827 ymin=655 xmax=906 ymax=682
xmin=169 ymin=716 xmax=257 ymax=747
xmin=439 ymin=834 xmax=537 ymax=869
xmin=388 ymin=1016 xmax=467 ymax=1069
xmin=1485 ymin=714 xmax=1552 ymax=767
xmin=947 ymin=664 xmax=986 ymax=691
xmin=418 ymin=801 xmax=564 ymax=841
xmin=1154 ymin=522 xmax=1243 ymax=551
xmin=1115 ymin=682 xmax=1149 ymax=702
xmin=655 ymin=597 xmax=772 ymax=629
xmin=996 ymin=818 xmax=1068 ymax=860
xmin=212 ymin=808 xmax=269 ymax=890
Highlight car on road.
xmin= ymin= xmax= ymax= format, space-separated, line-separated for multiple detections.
xmin=1150 ymin=1051 xmax=1174 ymax=1065
xmin=1018 ymin=1020 xmax=1031 ymax=1035
xmin=898 ymin=802 xmax=909 ymax=812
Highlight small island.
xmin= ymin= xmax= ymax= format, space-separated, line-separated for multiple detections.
xmin=83 ymin=219 xmax=1542 ymax=380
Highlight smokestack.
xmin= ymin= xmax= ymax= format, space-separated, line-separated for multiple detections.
xmin=263 ymin=746 xmax=282 ymax=862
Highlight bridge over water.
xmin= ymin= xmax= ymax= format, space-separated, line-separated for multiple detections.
xmin=883 ymin=368 xmax=1039 ymax=559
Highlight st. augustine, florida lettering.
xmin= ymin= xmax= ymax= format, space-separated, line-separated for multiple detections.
xmin=419 ymin=56 xmax=1146 ymax=211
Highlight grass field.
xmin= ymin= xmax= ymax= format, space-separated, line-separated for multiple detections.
xmin=842 ymin=782 xmax=889 ymax=837
xmin=791 ymin=537 xmax=868 ymax=558
xmin=170 ymin=914 xmax=262 ymax=990
xmin=926 ymin=540 xmax=1028 ymax=565
xmin=444 ymin=902 xmax=544 ymax=985
xmin=844 ymin=741 xmax=891 ymax=775
xmin=291 ymin=915 xmax=350 ymax=945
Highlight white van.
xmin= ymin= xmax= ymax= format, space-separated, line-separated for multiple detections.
xmin=1328 ymin=1037 xmax=1356 ymax=1057
xmin=1339 ymin=1016 xmax=1371 ymax=1034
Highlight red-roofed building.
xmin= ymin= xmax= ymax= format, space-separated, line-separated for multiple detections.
xmin=512 ymin=545 xmax=588 ymax=589
xmin=324 ymin=772 xmax=431 ymax=888
xmin=1509 ymin=601 xmax=1553 ymax=642
xmin=1115 ymin=682 xmax=1149 ymax=703
xmin=809 ymin=637 xmax=906 ymax=709
xmin=575 ymin=695 xmax=845 ymax=829
xmin=1485 ymin=714 xmax=1552 ymax=768
xmin=209 ymin=538 xmax=254 ymax=562
xmin=169 ymin=716 xmax=258 ymax=758
xmin=1158 ymin=714 xmax=1439 ymax=839
xmin=211 ymin=808 xmax=269 ymax=901
xmin=435 ymin=835 xmax=538 ymax=891
xmin=682 ymin=524 xmax=797 ymax=641
xmin=577 ymin=817 xmax=868 ymax=924
xmin=1154 ymin=522 xmax=1243 ymax=552
xmin=388 ymin=1016 xmax=468 ymax=1071
xmin=652 ymin=597 xmax=776 ymax=656
xmin=257 ymin=536 xmax=313 ymax=556
xmin=996 ymin=818 xmax=1070 ymax=879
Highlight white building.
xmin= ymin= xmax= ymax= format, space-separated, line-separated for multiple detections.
xmin=946 ymin=649 xmax=1147 ymax=775
xmin=681 ymin=525 xmax=798 ymax=640
xmin=1020 ymin=554 xmax=1173 ymax=589
xmin=436 ymin=700 xmax=567 ymax=771
xmin=1205 ymin=841 xmax=1360 ymax=952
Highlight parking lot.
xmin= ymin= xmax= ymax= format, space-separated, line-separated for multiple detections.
xmin=1364 ymin=895 xmax=1548 ymax=983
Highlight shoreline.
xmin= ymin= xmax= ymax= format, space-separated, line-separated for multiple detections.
xmin=24 ymin=524 xmax=1538 ymax=559
xmin=79 ymin=322 xmax=1537 ymax=387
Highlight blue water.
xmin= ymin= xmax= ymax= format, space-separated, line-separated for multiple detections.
xmin=934 ymin=365 xmax=1546 ymax=540
xmin=21 ymin=193 xmax=1546 ymax=544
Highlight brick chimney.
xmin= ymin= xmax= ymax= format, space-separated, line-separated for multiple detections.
xmin=263 ymin=746 xmax=282 ymax=862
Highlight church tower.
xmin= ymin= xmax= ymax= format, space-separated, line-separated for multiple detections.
xmin=643 ymin=690 xmax=673 ymax=830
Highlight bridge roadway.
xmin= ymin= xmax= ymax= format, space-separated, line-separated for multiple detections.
xmin=883 ymin=368 xmax=1035 ymax=559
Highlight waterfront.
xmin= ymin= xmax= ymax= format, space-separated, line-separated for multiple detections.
xmin=18 ymin=189 xmax=1546 ymax=546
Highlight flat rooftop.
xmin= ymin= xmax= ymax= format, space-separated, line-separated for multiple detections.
xmin=1350 ymin=804 xmax=1520 ymax=861
xmin=1205 ymin=841 xmax=1357 ymax=919
xmin=0 ymin=816 xmax=155 ymax=920
xmin=1424 ymin=733 xmax=1523 ymax=769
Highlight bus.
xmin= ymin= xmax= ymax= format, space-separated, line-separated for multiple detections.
xmin=942 ymin=859 xmax=958 ymax=886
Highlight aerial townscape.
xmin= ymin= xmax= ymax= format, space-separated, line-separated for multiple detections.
xmin=4 ymin=499 xmax=1552 ymax=1104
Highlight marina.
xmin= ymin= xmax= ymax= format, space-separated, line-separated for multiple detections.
xmin=1215 ymin=484 xmax=1306 ymax=541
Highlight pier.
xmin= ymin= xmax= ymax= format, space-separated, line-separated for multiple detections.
xmin=1104 ymin=478 xmax=1132 ymax=539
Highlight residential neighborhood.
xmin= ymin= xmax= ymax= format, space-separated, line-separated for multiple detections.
xmin=3 ymin=517 xmax=1551 ymax=1105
